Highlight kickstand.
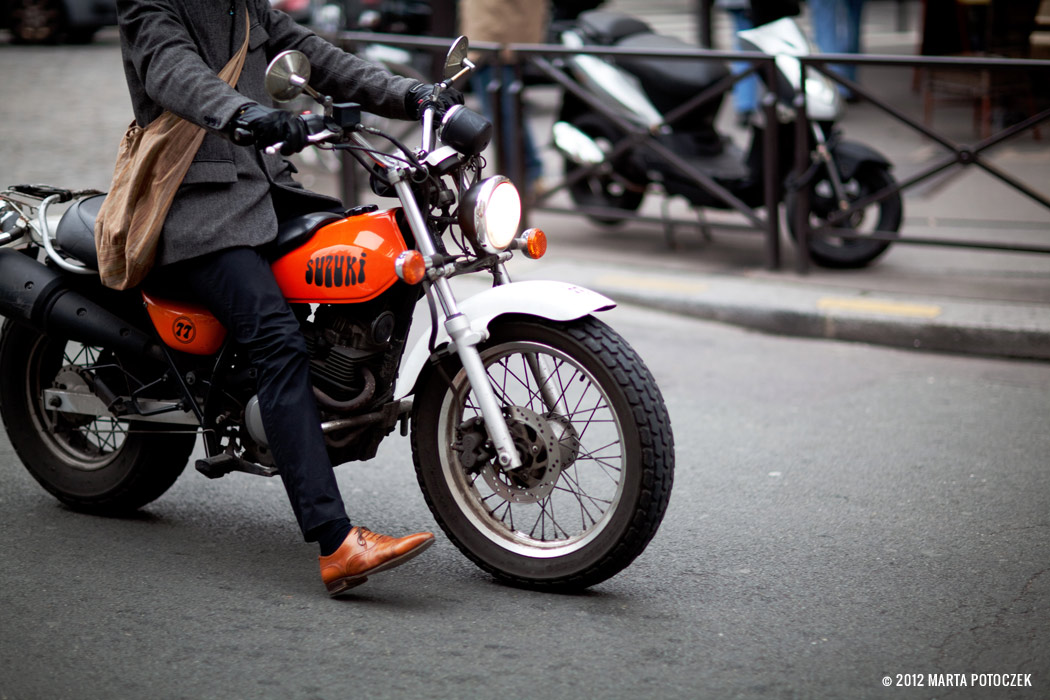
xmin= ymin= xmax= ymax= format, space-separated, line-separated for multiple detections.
xmin=695 ymin=205 xmax=713 ymax=242
xmin=661 ymin=198 xmax=678 ymax=249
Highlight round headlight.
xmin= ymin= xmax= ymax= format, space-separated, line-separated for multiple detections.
xmin=459 ymin=176 xmax=521 ymax=254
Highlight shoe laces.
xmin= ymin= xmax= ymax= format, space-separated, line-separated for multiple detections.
xmin=352 ymin=526 xmax=388 ymax=547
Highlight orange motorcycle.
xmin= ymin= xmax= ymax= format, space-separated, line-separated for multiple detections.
xmin=0 ymin=39 xmax=673 ymax=590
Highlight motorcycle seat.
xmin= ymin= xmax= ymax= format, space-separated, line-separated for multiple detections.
xmin=54 ymin=195 xmax=343 ymax=272
xmin=266 ymin=211 xmax=344 ymax=260
xmin=55 ymin=193 xmax=104 ymax=271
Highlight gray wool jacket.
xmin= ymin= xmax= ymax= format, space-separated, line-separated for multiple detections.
xmin=116 ymin=0 xmax=418 ymax=266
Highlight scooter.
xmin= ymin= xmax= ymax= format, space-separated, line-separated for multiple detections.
xmin=0 ymin=38 xmax=674 ymax=591
xmin=550 ymin=10 xmax=902 ymax=268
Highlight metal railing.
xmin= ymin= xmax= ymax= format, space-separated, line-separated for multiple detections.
xmin=327 ymin=30 xmax=1050 ymax=272
xmin=793 ymin=52 xmax=1050 ymax=272
xmin=510 ymin=43 xmax=785 ymax=267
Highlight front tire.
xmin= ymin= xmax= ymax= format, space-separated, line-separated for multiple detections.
xmin=786 ymin=163 xmax=902 ymax=269
xmin=0 ymin=321 xmax=196 ymax=515
xmin=411 ymin=316 xmax=674 ymax=590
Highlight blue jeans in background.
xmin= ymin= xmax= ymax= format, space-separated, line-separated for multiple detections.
xmin=809 ymin=0 xmax=865 ymax=93
xmin=470 ymin=64 xmax=543 ymax=189
xmin=727 ymin=8 xmax=759 ymax=117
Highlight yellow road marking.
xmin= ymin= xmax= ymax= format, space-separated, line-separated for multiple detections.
xmin=595 ymin=275 xmax=709 ymax=294
xmin=818 ymin=297 xmax=942 ymax=318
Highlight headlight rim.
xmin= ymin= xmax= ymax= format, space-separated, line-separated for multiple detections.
xmin=459 ymin=175 xmax=522 ymax=255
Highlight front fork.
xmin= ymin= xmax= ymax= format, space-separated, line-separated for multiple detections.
xmin=810 ymin=122 xmax=850 ymax=210
xmin=393 ymin=174 xmax=524 ymax=470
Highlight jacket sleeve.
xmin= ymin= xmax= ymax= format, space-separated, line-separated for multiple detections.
xmin=255 ymin=1 xmax=419 ymax=120
xmin=116 ymin=0 xmax=251 ymax=133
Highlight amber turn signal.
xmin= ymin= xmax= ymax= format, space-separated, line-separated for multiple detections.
xmin=394 ymin=250 xmax=427 ymax=285
xmin=516 ymin=228 xmax=547 ymax=259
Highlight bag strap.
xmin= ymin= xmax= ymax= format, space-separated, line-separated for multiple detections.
xmin=219 ymin=7 xmax=252 ymax=87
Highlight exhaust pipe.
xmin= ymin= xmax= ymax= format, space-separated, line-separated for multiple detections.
xmin=0 ymin=249 xmax=166 ymax=363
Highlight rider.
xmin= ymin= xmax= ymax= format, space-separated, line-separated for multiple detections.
xmin=115 ymin=0 xmax=461 ymax=595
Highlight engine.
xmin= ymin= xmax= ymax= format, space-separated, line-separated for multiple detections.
xmin=303 ymin=303 xmax=401 ymax=409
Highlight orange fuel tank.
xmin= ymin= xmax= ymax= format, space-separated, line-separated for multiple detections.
xmin=271 ymin=208 xmax=408 ymax=304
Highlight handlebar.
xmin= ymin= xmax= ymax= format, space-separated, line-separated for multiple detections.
xmin=262 ymin=112 xmax=329 ymax=155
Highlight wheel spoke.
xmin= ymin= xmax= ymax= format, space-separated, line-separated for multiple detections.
xmin=437 ymin=328 xmax=639 ymax=551
xmin=555 ymin=469 xmax=611 ymax=529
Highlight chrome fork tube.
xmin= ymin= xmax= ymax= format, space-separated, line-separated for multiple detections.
xmin=393 ymin=174 xmax=523 ymax=470
xmin=526 ymin=352 xmax=562 ymax=416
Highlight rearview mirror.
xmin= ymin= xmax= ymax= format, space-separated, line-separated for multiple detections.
xmin=265 ymin=50 xmax=312 ymax=102
xmin=443 ymin=36 xmax=470 ymax=81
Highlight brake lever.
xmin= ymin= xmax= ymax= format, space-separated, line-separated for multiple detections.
xmin=263 ymin=113 xmax=331 ymax=155
xmin=264 ymin=129 xmax=338 ymax=155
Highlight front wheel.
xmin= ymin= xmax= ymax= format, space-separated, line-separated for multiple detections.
xmin=411 ymin=316 xmax=674 ymax=590
xmin=0 ymin=321 xmax=197 ymax=514
xmin=786 ymin=163 xmax=902 ymax=269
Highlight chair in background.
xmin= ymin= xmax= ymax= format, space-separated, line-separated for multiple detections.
xmin=919 ymin=0 xmax=1042 ymax=139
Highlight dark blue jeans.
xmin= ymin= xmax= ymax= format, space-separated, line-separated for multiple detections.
xmin=470 ymin=64 xmax=543 ymax=188
xmin=153 ymin=247 xmax=348 ymax=540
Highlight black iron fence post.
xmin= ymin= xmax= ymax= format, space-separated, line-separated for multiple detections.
xmin=792 ymin=87 xmax=812 ymax=274
xmin=761 ymin=59 xmax=781 ymax=270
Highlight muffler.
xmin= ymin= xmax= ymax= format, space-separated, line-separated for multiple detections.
xmin=0 ymin=248 xmax=166 ymax=363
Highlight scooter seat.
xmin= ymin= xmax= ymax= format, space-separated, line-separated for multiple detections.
xmin=615 ymin=32 xmax=730 ymax=109
xmin=577 ymin=10 xmax=652 ymax=44
xmin=55 ymin=193 xmax=104 ymax=271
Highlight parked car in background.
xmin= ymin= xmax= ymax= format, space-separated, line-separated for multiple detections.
xmin=2 ymin=0 xmax=115 ymax=43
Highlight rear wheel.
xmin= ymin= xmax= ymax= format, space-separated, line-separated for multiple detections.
xmin=0 ymin=321 xmax=196 ymax=514
xmin=411 ymin=316 xmax=674 ymax=590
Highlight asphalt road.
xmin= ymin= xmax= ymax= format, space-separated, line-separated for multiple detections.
xmin=2 ymin=300 xmax=1049 ymax=700
xmin=2 ymin=23 xmax=1049 ymax=700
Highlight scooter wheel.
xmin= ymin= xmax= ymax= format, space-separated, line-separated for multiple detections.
xmin=564 ymin=114 xmax=646 ymax=227
xmin=786 ymin=163 xmax=902 ymax=269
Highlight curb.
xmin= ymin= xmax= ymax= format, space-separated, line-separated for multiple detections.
xmin=519 ymin=261 xmax=1050 ymax=362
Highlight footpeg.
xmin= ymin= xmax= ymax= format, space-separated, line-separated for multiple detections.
xmin=195 ymin=454 xmax=278 ymax=479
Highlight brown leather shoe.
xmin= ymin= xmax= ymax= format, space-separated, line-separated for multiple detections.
xmin=319 ymin=526 xmax=434 ymax=596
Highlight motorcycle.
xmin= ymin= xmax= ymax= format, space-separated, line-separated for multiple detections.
xmin=549 ymin=10 xmax=903 ymax=269
xmin=0 ymin=38 xmax=674 ymax=591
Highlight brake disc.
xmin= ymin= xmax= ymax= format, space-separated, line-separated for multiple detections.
xmin=480 ymin=406 xmax=564 ymax=504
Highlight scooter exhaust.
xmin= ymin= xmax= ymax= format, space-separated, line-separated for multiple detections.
xmin=0 ymin=249 xmax=166 ymax=363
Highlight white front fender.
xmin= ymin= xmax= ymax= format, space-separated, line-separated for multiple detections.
xmin=394 ymin=280 xmax=615 ymax=400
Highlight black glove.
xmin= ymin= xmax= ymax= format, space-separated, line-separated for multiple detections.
xmin=230 ymin=103 xmax=310 ymax=156
xmin=404 ymin=83 xmax=465 ymax=121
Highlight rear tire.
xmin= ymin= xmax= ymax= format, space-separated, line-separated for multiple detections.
xmin=0 ymin=321 xmax=196 ymax=515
